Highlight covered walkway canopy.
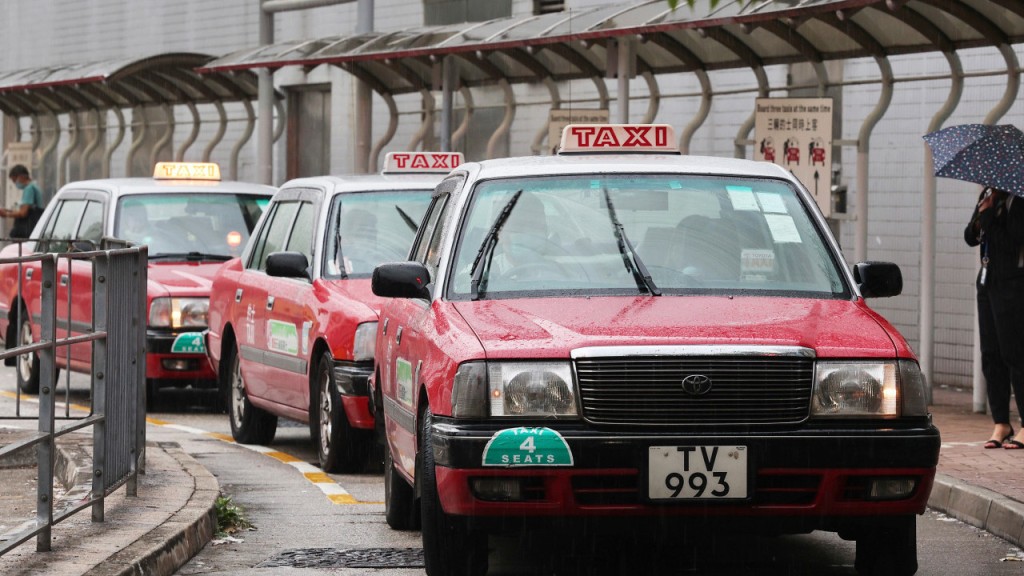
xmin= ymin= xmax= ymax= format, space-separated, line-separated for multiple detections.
xmin=0 ymin=53 xmax=279 ymax=181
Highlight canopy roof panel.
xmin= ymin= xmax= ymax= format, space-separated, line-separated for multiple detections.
xmin=0 ymin=53 xmax=265 ymax=117
xmin=200 ymin=0 xmax=1024 ymax=96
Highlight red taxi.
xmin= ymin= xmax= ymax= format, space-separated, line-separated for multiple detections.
xmin=204 ymin=152 xmax=461 ymax=473
xmin=0 ymin=162 xmax=273 ymax=405
xmin=371 ymin=125 xmax=939 ymax=576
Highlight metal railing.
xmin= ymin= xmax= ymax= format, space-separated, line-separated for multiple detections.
xmin=0 ymin=241 xmax=147 ymax=554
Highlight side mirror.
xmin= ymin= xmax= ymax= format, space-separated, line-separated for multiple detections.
xmin=854 ymin=261 xmax=902 ymax=298
xmin=71 ymin=240 xmax=97 ymax=253
xmin=266 ymin=251 xmax=310 ymax=280
xmin=372 ymin=262 xmax=431 ymax=300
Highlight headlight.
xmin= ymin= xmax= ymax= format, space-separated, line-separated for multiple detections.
xmin=451 ymin=361 xmax=577 ymax=418
xmin=811 ymin=361 xmax=899 ymax=417
xmin=353 ymin=322 xmax=378 ymax=362
xmin=148 ymin=297 xmax=209 ymax=329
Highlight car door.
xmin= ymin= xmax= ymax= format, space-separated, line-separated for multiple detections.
xmin=30 ymin=191 xmax=107 ymax=372
xmin=259 ymin=187 xmax=322 ymax=412
xmin=233 ymin=196 xmax=302 ymax=406
xmin=381 ymin=176 xmax=461 ymax=478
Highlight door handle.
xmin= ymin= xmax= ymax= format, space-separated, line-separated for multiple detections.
xmin=235 ymin=288 xmax=243 ymax=303
xmin=25 ymin=268 xmax=33 ymax=280
xmin=382 ymin=318 xmax=389 ymax=335
xmin=60 ymin=274 xmax=69 ymax=286
xmin=395 ymin=326 xmax=403 ymax=344
xmin=266 ymin=296 xmax=275 ymax=311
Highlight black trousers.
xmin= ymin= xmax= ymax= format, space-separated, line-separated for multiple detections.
xmin=977 ymin=275 xmax=1024 ymax=426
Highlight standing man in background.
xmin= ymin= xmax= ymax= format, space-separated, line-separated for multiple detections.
xmin=2 ymin=164 xmax=44 ymax=239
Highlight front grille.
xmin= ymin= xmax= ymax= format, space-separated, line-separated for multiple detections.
xmin=575 ymin=356 xmax=814 ymax=427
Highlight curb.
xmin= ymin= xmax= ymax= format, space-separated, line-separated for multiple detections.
xmin=929 ymin=473 xmax=1024 ymax=549
xmin=82 ymin=443 xmax=220 ymax=576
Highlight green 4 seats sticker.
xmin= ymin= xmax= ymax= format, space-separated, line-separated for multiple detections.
xmin=482 ymin=427 xmax=574 ymax=467
xmin=170 ymin=332 xmax=205 ymax=354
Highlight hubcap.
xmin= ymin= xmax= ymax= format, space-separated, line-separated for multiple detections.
xmin=231 ymin=357 xmax=246 ymax=428
xmin=319 ymin=368 xmax=332 ymax=456
xmin=17 ymin=319 xmax=33 ymax=382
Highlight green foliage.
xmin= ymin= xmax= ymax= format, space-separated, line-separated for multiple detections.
xmin=214 ymin=495 xmax=252 ymax=536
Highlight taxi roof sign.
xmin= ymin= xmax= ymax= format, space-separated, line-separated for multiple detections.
xmin=153 ymin=162 xmax=221 ymax=181
xmin=382 ymin=152 xmax=463 ymax=174
xmin=558 ymin=124 xmax=679 ymax=154
xmin=152 ymin=159 xmax=221 ymax=180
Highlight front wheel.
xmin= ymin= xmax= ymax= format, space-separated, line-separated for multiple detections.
xmin=226 ymin=345 xmax=277 ymax=444
xmin=854 ymin=516 xmax=918 ymax=576
xmin=384 ymin=444 xmax=418 ymax=530
xmin=314 ymin=352 xmax=367 ymax=473
xmin=16 ymin=311 xmax=40 ymax=394
xmin=420 ymin=406 xmax=487 ymax=576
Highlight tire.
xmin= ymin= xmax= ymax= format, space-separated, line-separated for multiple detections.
xmin=16 ymin=310 xmax=40 ymax=394
xmin=854 ymin=516 xmax=918 ymax=576
xmin=384 ymin=443 xmax=419 ymax=530
xmin=420 ymin=406 xmax=487 ymax=576
xmin=314 ymin=351 xmax=366 ymax=473
xmin=227 ymin=345 xmax=277 ymax=444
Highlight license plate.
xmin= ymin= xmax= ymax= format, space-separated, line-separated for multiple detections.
xmin=648 ymin=445 xmax=748 ymax=500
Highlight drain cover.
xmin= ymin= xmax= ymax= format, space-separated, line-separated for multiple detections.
xmin=258 ymin=547 xmax=425 ymax=568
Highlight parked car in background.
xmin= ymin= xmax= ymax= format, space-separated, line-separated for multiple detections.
xmin=0 ymin=162 xmax=273 ymax=409
xmin=371 ymin=125 xmax=939 ymax=576
xmin=204 ymin=152 xmax=461 ymax=473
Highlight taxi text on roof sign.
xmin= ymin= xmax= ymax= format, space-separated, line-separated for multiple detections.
xmin=558 ymin=124 xmax=679 ymax=154
xmin=153 ymin=162 xmax=222 ymax=181
xmin=382 ymin=152 xmax=464 ymax=174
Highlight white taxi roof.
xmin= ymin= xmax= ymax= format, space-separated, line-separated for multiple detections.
xmin=279 ymin=172 xmax=448 ymax=195
xmin=56 ymin=177 xmax=276 ymax=199
xmin=459 ymin=153 xmax=797 ymax=183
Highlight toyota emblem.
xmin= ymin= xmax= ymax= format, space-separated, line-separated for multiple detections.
xmin=681 ymin=374 xmax=713 ymax=396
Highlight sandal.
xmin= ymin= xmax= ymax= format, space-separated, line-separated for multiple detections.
xmin=985 ymin=427 xmax=1014 ymax=449
xmin=1005 ymin=440 xmax=1024 ymax=450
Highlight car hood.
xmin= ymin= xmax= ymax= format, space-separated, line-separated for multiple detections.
xmin=452 ymin=295 xmax=905 ymax=359
xmin=146 ymin=261 xmax=225 ymax=298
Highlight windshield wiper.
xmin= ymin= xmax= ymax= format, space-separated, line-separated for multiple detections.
xmin=602 ymin=188 xmax=661 ymax=296
xmin=149 ymin=252 xmax=232 ymax=262
xmin=469 ymin=189 xmax=522 ymax=300
xmin=395 ymin=205 xmax=418 ymax=233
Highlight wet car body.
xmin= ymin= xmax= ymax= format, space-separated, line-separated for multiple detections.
xmin=0 ymin=162 xmax=273 ymax=405
xmin=371 ymin=125 xmax=939 ymax=576
xmin=205 ymin=152 xmax=461 ymax=472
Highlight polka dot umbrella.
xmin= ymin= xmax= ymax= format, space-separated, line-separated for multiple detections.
xmin=922 ymin=124 xmax=1024 ymax=197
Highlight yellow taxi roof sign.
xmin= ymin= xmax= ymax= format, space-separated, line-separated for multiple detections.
xmin=153 ymin=162 xmax=222 ymax=181
xmin=382 ymin=152 xmax=463 ymax=174
xmin=558 ymin=124 xmax=679 ymax=154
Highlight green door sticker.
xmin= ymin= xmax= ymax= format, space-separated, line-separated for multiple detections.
xmin=170 ymin=332 xmax=206 ymax=354
xmin=482 ymin=427 xmax=574 ymax=467
xmin=267 ymin=320 xmax=299 ymax=355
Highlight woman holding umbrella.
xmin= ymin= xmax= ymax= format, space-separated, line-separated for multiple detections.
xmin=964 ymin=186 xmax=1024 ymax=449
xmin=925 ymin=123 xmax=1024 ymax=450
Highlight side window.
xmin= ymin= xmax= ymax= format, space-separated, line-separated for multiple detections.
xmin=249 ymin=202 xmax=299 ymax=271
xmin=411 ymin=196 xmax=448 ymax=265
xmin=77 ymin=200 xmax=105 ymax=245
xmin=40 ymin=199 xmax=87 ymax=253
xmin=423 ymin=199 xmax=453 ymax=279
xmin=285 ymin=202 xmax=316 ymax=262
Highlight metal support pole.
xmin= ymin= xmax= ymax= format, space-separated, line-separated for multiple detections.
xmin=440 ymin=56 xmax=455 ymax=152
xmin=369 ymin=92 xmax=398 ymax=172
xmin=354 ymin=0 xmax=374 ymax=173
xmin=257 ymin=4 xmax=275 ymax=184
xmin=103 ymin=108 xmax=126 ymax=179
xmin=58 ymin=113 xmax=81 ymax=187
xmin=854 ymin=56 xmax=894 ymax=264
xmin=617 ymin=38 xmax=631 ymax=123
xmin=920 ymin=51 xmax=963 ymax=405
xmin=487 ymin=79 xmax=515 ymax=160
xmin=679 ymin=70 xmax=712 ymax=155
xmin=735 ymin=66 xmax=769 ymax=159
xmin=973 ymin=43 xmax=1021 ymax=413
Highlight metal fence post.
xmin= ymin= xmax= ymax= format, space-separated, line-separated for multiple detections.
xmin=35 ymin=255 xmax=57 ymax=552
xmin=92 ymin=251 xmax=108 ymax=522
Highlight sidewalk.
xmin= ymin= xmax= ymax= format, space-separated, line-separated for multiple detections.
xmin=0 ymin=385 xmax=1021 ymax=576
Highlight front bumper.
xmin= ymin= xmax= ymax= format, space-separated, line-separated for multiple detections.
xmin=146 ymin=330 xmax=216 ymax=382
xmin=334 ymin=360 xmax=374 ymax=430
xmin=430 ymin=416 xmax=940 ymax=526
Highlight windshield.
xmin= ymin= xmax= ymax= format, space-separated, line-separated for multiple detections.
xmin=115 ymin=193 xmax=268 ymax=259
xmin=448 ymin=174 xmax=846 ymax=299
xmin=323 ymin=189 xmax=433 ymax=278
